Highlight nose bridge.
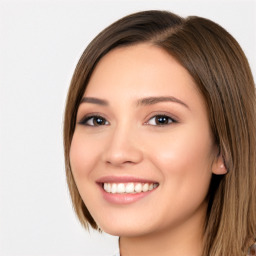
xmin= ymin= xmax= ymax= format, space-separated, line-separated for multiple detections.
xmin=103 ymin=120 xmax=143 ymax=166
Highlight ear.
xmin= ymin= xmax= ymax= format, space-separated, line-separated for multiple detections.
xmin=212 ymin=153 xmax=227 ymax=175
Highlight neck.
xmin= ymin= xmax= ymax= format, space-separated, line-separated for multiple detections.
xmin=119 ymin=204 xmax=206 ymax=256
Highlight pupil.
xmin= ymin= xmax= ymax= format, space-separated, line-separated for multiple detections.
xmin=157 ymin=116 xmax=168 ymax=124
xmin=95 ymin=117 xmax=104 ymax=125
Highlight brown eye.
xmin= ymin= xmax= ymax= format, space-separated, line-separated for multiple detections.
xmin=147 ymin=115 xmax=175 ymax=126
xmin=79 ymin=116 xmax=109 ymax=126
xmin=93 ymin=117 xmax=107 ymax=126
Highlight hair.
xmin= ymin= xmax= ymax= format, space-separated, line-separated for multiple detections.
xmin=63 ymin=10 xmax=256 ymax=256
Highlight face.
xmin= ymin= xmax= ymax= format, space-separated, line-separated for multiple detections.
xmin=70 ymin=44 xmax=222 ymax=237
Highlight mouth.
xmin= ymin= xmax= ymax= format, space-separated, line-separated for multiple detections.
xmin=96 ymin=176 xmax=159 ymax=204
xmin=102 ymin=182 xmax=158 ymax=194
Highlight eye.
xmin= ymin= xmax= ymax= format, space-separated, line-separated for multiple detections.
xmin=147 ymin=115 xmax=175 ymax=126
xmin=79 ymin=115 xmax=109 ymax=126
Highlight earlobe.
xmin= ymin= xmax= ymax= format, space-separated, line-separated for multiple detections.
xmin=212 ymin=154 xmax=228 ymax=175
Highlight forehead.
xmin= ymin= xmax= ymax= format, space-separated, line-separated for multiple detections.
xmin=84 ymin=43 xmax=202 ymax=108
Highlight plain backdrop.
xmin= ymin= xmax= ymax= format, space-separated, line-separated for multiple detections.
xmin=0 ymin=0 xmax=255 ymax=255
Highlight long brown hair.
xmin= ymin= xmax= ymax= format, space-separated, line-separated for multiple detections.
xmin=64 ymin=10 xmax=256 ymax=255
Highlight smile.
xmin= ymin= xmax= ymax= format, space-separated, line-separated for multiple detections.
xmin=103 ymin=182 xmax=158 ymax=194
xmin=96 ymin=176 xmax=159 ymax=204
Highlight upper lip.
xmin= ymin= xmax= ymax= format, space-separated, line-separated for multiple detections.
xmin=96 ymin=176 xmax=158 ymax=184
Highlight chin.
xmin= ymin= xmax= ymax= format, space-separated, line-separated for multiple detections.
xmin=99 ymin=218 xmax=170 ymax=239
xmin=97 ymin=217 xmax=155 ymax=237
xmin=101 ymin=226 xmax=152 ymax=237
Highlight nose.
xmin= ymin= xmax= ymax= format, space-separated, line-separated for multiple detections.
xmin=102 ymin=125 xmax=143 ymax=167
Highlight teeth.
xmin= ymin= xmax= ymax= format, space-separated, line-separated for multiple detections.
xmin=111 ymin=183 xmax=117 ymax=193
xmin=135 ymin=183 xmax=142 ymax=193
xmin=104 ymin=183 xmax=108 ymax=191
xmin=103 ymin=182 xmax=158 ymax=194
xmin=117 ymin=183 xmax=125 ymax=193
xmin=142 ymin=183 xmax=149 ymax=192
xmin=125 ymin=183 xmax=134 ymax=193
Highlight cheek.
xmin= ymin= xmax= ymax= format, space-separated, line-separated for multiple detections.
xmin=69 ymin=131 xmax=98 ymax=180
xmin=158 ymin=141 xmax=213 ymax=174
xmin=145 ymin=126 xmax=214 ymax=192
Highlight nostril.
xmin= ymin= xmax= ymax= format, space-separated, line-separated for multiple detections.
xmin=105 ymin=153 xmax=142 ymax=166
xmin=102 ymin=134 xmax=143 ymax=166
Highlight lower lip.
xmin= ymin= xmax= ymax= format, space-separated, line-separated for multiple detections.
xmin=99 ymin=185 xmax=157 ymax=204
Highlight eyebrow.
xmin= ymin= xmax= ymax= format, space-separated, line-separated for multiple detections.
xmin=80 ymin=97 xmax=108 ymax=106
xmin=80 ymin=96 xmax=189 ymax=109
xmin=137 ymin=96 xmax=189 ymax=109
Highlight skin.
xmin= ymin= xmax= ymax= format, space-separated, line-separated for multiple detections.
xmin=70 ymin=44 xmax=226 ymax=256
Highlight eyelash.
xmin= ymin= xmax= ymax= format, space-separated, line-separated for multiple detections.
xmin=78 ymin=115 xmax=110 ymax=126
xmin=146 ymin=115 xmax=177 ymax=126
xmin=78 ymin=114 xmax=177 ymax=127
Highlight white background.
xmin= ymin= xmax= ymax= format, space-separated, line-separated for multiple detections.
xmin=0 ymin=1 xmax=255 ymax=255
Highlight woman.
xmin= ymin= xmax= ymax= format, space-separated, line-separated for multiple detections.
xmin=63 ymin=10 xmax=256 ymax=256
